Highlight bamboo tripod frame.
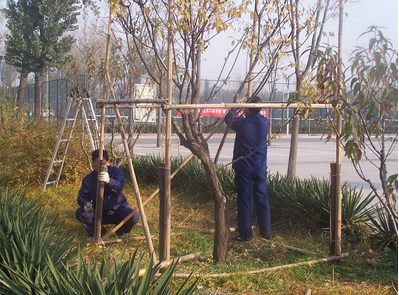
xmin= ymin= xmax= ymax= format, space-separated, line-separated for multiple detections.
xmin=95 ymin=100 xmax=342 ymax=265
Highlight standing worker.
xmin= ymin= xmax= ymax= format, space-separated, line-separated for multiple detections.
xmin=224 ymin=96 xmax=271 ymax=241
xmin=75 ymin=149 xmax=139 ymax=237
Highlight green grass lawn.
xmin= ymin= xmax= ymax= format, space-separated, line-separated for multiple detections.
xmin=33 ymin=182 xmax=398 ymax=295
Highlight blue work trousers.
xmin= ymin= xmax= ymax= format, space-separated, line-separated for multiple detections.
xmin=75 ymin=205 xmax=139 ymax=237
xmin=234 ymin=169 xmax=271 ymax=240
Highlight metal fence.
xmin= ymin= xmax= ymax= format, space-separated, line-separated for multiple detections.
xmin=5 ymin=75 xmax=329 ymax=133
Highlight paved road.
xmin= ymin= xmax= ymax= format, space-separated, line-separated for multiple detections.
xmin=106 ymin=133 xmax=398 ymax=195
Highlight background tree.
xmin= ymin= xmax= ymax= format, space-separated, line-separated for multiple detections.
xmin=5 ymin=0 xmax=37 ymax=111
xmin=286 ymin=0 xmax=334 ymax=178
xmin=316 ymin=27 xmax=398 ymax=233
xmin=5 ymin=0 xmax=80 ymax=119
xmin=117 ymin=0 xmax=291 ymax=263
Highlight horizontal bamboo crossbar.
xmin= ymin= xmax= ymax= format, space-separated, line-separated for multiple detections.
xmin=96 ymin=100 xmax=332 ymax=110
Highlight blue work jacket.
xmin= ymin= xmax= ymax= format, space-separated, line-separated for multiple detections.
xmin=224 ymin=109 xmax=270 ymax=173
xmin=77 ymin=165 xmax=129 ymax=214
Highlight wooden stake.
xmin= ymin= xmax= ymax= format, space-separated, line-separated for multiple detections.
xmin=94 ymin=158 xmax=106 ymax=244
xmin=330 ymin=162 xmax=337 ymax=255
xmin=159 ymin=163 xmax=169 ymax=260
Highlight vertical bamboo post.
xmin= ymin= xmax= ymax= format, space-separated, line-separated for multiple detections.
xmin=95 ymin=9 xmax=113 ymax=244
xmin=94 ymin=111 xmax=106 ymax=243
xmin=94 ymin=158 xmax=106 ymax=243
xmin=161 ymin=0 xmax=173 ymax=262
xmin=330 ymin=162 xmax=337 ymax=255
xmin=159 ymin=163 xmax=170 ymax=260
xmin=333 ymin=0 xmax=345 ymax=256
xmin=94 ymin=105 xmax=107 ymax=243
xmin=162 ymin=106 xmax=172 ymax=261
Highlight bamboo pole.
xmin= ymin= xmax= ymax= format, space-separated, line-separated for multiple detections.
xmin=333 ymin=0 xmax=345 ymax=256
xmin=96 ymin=100 xmax=333 ymax=110
xmin=200 ymin=227 xmax=240 ymax=234
xmin=114 ymin=105 xmax=158 ymax=265
xmin=94 ymin=158 xmax=106 ymax=244
xmin=201 ymin=227 xmax=315 ymax=255
xmin=170 ymin=253 xmax=350 ymax=278
xmin=94 ymin=9 xmax=113 ymax=243
xmin=86 ymin=235 xmax=151 ymax=247
xmin=162 ymin=0 xmax=173 ymax=262
xmin=330 ymin=162 xmax=337 ymax=255
xmin=103 ymin=152 xmax=196 ymax=240
xmin=264 ymin=240 xmax=317 ymax=256
xmin=138 ymin=252 xmax=201 ymax=277
xmin=142 ymin=129 xmax=218 ymax=207
xmin=142 ymin=154 xmax=194 ymax=206
xmin=159 ymin=163 xmax=170 ymax=260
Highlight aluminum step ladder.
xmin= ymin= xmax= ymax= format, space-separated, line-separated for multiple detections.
xmin=42 ymin=95 xmax=100 ymax=192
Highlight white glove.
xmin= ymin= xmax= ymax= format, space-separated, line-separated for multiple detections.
xmin=98 ymin=171 xmax=110 ymax=183
xmin=84 ymin=202 xmax=93 ymax=213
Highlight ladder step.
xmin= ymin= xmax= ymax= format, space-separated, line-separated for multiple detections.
xmin=43 ymin=96 xmax=99 ymax=192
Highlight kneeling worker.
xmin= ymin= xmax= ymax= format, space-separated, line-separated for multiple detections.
xmin=75 ymin=149 xmax=139 ymax=237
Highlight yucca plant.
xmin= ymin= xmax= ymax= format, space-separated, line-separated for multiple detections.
xmin=129 ymin=154 xmax=165 ymax=184
xmin=268 ymin=173 xmax=331 ymax=226
xmin=268 ymin=174 xmax=376 ymax=230
xmin=216 ymin=167 xmax=235 ymax=197
xmin=341 ymin=183 xmax=374 ymax=225
xmin=0 ymin=189 xmax=78 ymax=294
xmin=40 ymin=247 xmax=198 ymax=295
xmin=0 ymin=189 xmax=198 ymax=294
xmin=367 ymin=205 xmax=398 ymax=249
xmin=129 ymin=155 xmax=235 ymax=200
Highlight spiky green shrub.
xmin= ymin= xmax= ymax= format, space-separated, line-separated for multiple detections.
xmin=368 ymin=206 xmax=398 ymax=249
xmin=129 ymin=154 xmax=167 ymax=184
xmin=341 ymin=184 xmax=374 ymax=225
xmin=0 ymin=189 xmax=78 ymax=294
xmin=268 ymin=173 xmax=374 ymax=229
xmin=127 ymin=155 xmax=236 ymax=198
xmin=39 ymin=248 xmax=198 ymax=295
xmin=267 ymin=173 xmax=331 ymax=226
xmin=0 ymin=189 xmax=198 ymax=295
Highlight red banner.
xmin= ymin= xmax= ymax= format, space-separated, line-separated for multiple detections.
xmin=177 ymin=108 xmax=268 ymax=118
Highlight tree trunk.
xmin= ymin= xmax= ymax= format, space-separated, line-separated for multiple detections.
xmin=287 ymin=79 xmax=302 ymax=178
xmin=212 ymin=194 xmax=229 ymax=263
xmin=17 ymin=68 xmax=29 ymax=113
xmin=287 ymin=115 xmax=299 ymax=178
xmin=34 ymin=71 xmax=43 ymax=119
xmin=201 ymin=156 xmax=229 ymax=263
xmin=178 ymin=124 xmax=230 ymax=263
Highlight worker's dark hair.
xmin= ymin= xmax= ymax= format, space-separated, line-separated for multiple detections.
xmin=92 ymin=149 xmax=109 ymax=161
xmin=246 ymin=96 xmax=262 ymax=114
